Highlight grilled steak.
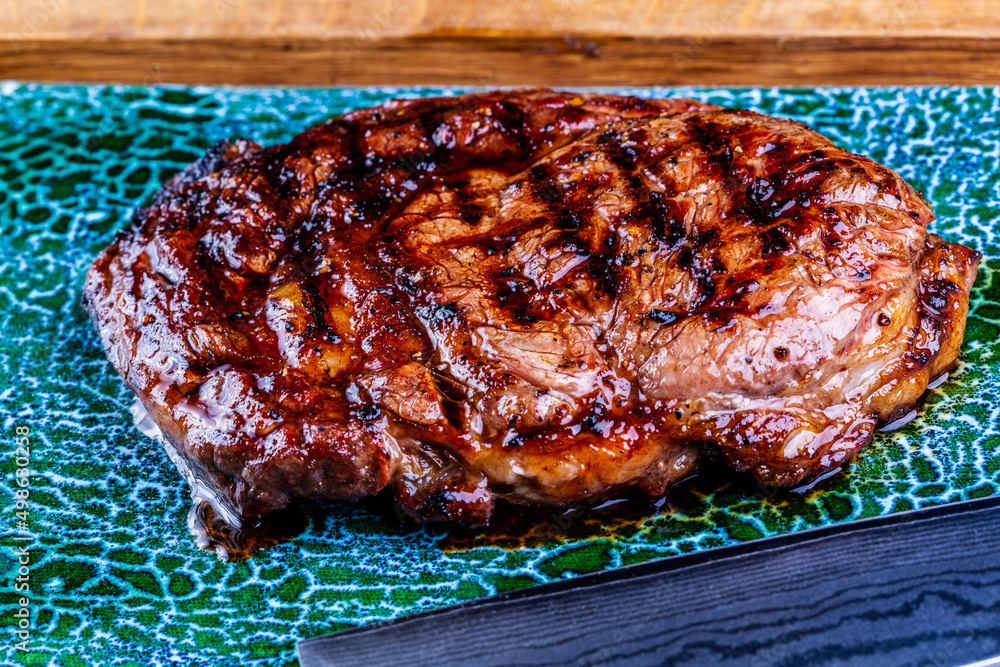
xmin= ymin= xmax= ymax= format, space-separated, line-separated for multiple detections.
xmin=83 ymin=89 xmax=980 ymax=531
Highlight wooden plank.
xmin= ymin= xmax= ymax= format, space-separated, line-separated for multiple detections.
xmin=4 ymin=0 xmax=1000 ymax=39
xmin=297 ymin=495 xmax=1000 ymax=667
xmin=2 ymin=0 xmax=1000 ymax=85
xmin=3 ymin=36 xmax=1000 ymax=86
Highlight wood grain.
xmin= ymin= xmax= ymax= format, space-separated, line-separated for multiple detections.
xmin=4 ymin=36 xmax=1000 ymax=86
xmin=2 ymin=0 xmax=1000 ymax=85
xmin=4 ymin=0 xmax=1000 ymax=39
xmin=297 ymin=496 xmax=1000 ymax=667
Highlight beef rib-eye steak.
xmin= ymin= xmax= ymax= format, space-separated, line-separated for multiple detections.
xmin=83 ymin=89 xmax=980 ymax=534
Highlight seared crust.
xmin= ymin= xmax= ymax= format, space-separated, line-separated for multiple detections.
xmin=83 ymin=89 xmax=980 ymax=526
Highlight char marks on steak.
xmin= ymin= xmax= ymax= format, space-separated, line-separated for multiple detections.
xmin=83 ymin=90 xmax=980 ymax=531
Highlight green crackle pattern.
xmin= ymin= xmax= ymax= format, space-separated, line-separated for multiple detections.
xmin=0 ymin=83 xmax=997 ymax=666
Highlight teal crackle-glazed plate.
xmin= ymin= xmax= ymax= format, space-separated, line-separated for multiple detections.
xmin=1 ymin=84 xmax=998 ymax=667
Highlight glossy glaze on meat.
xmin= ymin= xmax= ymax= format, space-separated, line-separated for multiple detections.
xmin=83 ymin=90 xmax=980 ymax=529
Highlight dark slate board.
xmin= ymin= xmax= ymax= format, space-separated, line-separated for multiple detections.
xmin=298 ymin=496 xmax=1000 ymax=667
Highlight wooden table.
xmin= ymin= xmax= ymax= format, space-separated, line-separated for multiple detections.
xmin=2 ymin=0 xmax=998 ymax=87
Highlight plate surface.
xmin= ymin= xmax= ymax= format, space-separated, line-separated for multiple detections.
xmin=0 ymin=84 xmax=997 ymax=667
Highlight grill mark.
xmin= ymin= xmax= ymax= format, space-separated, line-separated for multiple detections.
xmin=528 ymin=163 xmax=562 ymax=205
xmin=603 ymin=133 xmax=639 ymax=171
xmin=300 ymin=276 xmax=330 ymax=334
xmin=494 ymin=99 xmax=533 ymax=156
xmin=760 ymin=225 xmax=792 ymax=257
xmin=524 ymin=159 xmax=603 ymax=263
xmin=333 ymin=122 xmax=368 ymax=192
xmin=677 ymin=245 xmax=693 ymax=269
xmin=686 ymin=114 xmax=738 ymax=190
xmin=414 ymin=111 xmax=444 ymax=163
xmin=587 ymin=251 xmax=623 ymax=300
xmin=742 ymin=177 xmax=780 ymax=226
xmin=764 ymin=155 xmax=837 ymax=217
xmin=687 ymin=113 xmax=838 ymax=230
xmin=623 ymin=174 xmax=687 ymax=248
xmin=683 ymin=115 xmax=750 ymax=307
xmin=458 ymin=195 xmax=486 ymax=225
xmin=559 ymin=211 xmax=585 ymax=230
xmin=743 ymin=150 xmax=838 ymax=227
